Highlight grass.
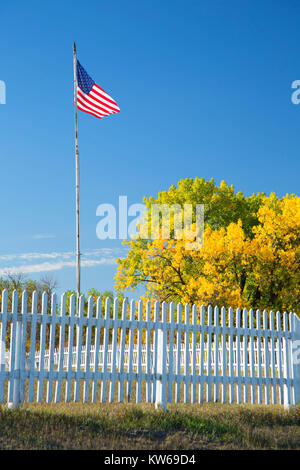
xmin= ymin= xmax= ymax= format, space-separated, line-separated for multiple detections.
xmin=0 ymin=402 xmax=299 ymax=450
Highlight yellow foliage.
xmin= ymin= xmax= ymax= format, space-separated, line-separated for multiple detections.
xmin=115 ymin=182 xmax=300 ymax=314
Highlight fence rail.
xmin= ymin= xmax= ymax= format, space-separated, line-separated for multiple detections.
xmin=0 ymin=290 xmax=299 ymax=409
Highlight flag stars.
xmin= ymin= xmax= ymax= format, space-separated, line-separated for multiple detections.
xmin=77 ymin=60 xmax=95 ymax=94
xmin=75 ymin=58 xmax=120 ymax=119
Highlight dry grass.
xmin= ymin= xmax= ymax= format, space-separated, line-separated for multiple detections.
xmin=0 ymin=401 xmax=299 ymax=450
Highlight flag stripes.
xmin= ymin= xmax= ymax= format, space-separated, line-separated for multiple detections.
xmin=75 ymin=61 xmax=120 ymax=119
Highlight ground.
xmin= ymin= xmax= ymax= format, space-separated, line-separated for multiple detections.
xmin=0 ymin=402 xmax=299 ymax=450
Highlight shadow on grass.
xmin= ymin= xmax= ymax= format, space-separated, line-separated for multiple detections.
xmin=0 ymin=402 xmax=299 ymax=450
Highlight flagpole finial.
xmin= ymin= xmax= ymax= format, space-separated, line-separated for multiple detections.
xmin=73 ymin=42 xmax=76 ymax=54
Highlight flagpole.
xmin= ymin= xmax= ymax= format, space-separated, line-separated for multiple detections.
xmin=73 ymin=42 xmax=81 ymax=302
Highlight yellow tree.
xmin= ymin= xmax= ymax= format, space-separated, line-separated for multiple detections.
xmin=248 ymin=194 xmax=300 ymax=312
xmin=115 ymin=178 xmax=299 ymax=315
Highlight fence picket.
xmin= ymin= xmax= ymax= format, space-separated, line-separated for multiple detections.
xmin=199 ymin=305 xmax=205 ymax=403
xmin=236 ymin=308 xmax=242 ymax=404
xmin=74 ymin=296 xmax=84 ymax=402
xmin=118 ymin=299 xmax=127 ymax=402
xmin=92 ymin=297 xmax=102 ymax=402
xmin=155 ymin=302 xmax=163 ymax=409
xmin=37 ymin=293 xmax=48 ymax=402
xmin=213 ymin=306 xmax=219 ymax=402
xmin=184 ymin=304 xmax=190 ymax=403
xmin=175 ymin=303 xmax=182 ymax=403
xmin=83 ymin=296 xmax=93 ymax=402
xmin=243 ymin=308 xmax=249 ymax=404
xmin=291 ymin=312 xmax=300 ymax=405
xmin=249 ymin=309 xmax=255 ymax=404
xmin=191 ymin=305 xmax=197 ymax=403
xmin=109 ymin=298 xmax=119 ymax=403
xmin=46 ymin=294 xmax=57 ymax=403
xmin=228 ymin=307 xmax=234 ymax=403
xmin=276 ymin=311 xmax=284 ymax=404
xmin=0 ymin=290 xmax=8 ymax=403
xmin=8 ymin=291 xmax=19 ymax=405
xmin=256 ymin=310 xmax=263 ymax=404
xmin=55 ymin=294 xmax=66 ymax=403
xmin=145 ymin=301 xmax=151 ymax=403
xmin=221 ymin=307 xmax=226 ymax=403
xmin=161 ymin=302 xmax=168 ymax=410
xmin=28 ymin=291 xmax=38 ymax=402
xmin=101 ymin=297 xmax=111 ymax=403
xmin=269 ymin=311 xmax=277 ymax=404
xmin=283 ymin=312 xmax=292 ymax=408
xmin=152 ymin=301 xmax=159 ymax=404
xmin=263 ymin=310 xmax=270 ymax=405
xmin=19 ymin=291 xmax=27 ymax=404
xmin=168 ymin=302 xmax=175 ymax=403
xmin=126 ymin=300 xmax=135 ymax=403
xmin=65 ymin=294 xmax=75 ymax=402
xmin=136 ymin=300 xmax=143 ymax=403
xmin=206 ymin=305 xmax=213 ymax=403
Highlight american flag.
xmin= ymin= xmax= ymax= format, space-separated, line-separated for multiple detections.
xmin=76 ymin=60 xmax=120 ymax=119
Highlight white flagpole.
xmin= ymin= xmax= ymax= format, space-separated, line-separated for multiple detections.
xmin=73 ymin=42 xmax=81 ymax=302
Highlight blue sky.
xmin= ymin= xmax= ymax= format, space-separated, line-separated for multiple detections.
xmin=0 ymin=0 xmax=299 ymax=297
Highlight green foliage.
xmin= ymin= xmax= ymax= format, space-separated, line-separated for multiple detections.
xmin=144 ymin=177 xmax=265 ymax=237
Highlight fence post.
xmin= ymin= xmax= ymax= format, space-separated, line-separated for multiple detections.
xmin=8 ymin=292 xmax=23 ymax=409
xmin=291 ymin=313 xmax=300 ymax=406
xmin=13 ymin=315 xmax=23 ymax=408
xmin=155 ymin=303 xmax=167 ymax=411
xmin=283 ymin=313 xmax=292 ymax=410
xmin=155 ymin=327 xmax=162 ymax=409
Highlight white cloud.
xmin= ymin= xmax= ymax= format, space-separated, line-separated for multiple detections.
xmin=33 ymin=234 xmax=56 ymax=240
xmin=0 ymin=252 xmax=73 ymax=262
xmin=0 ymin=258 xmax=116 ymax=276
xmin=0 ymin=248 xmax=126 ymax=276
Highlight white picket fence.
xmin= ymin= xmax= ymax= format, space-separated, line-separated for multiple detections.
xmin=0 ymin=290 xmax=299 ymax=409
